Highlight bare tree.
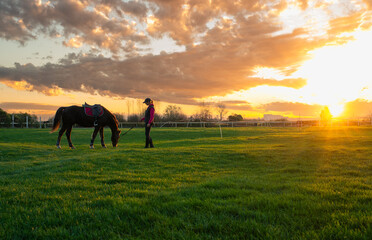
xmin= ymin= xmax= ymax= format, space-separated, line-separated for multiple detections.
xmin=163 ymin=105 xmax=187 ymax=121
xmin=137 ymin=99 xmax=147 ymax=116
xmin=194 ymin=102 xmax=212 ymax=121
xmin=114 ymin=113 xmax=125 ymax=122
xmin=123 ymin=99 xmax=131 ymax=121
xmin=216 ymin=102 xmax=227 ymax=121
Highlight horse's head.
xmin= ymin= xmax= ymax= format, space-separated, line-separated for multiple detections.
xmin=111 ymin=129 xmax=121 ymax=147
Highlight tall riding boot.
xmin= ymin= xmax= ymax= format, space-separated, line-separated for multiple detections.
xmin=149 ymin=138 xmax=154 ymax=148
xmin=145 ymin=138 xmax=149 ymax=148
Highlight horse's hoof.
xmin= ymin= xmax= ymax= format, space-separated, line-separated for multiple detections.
xmin=56 ymin=145 xmax=61 ymax=149
xmin=102 ymin=145 xmax=106 ymax=148
xmin=90 ymin=145 xmax=94 ymax=149
xmin=70 ymin=146 xmax=75 ymax=149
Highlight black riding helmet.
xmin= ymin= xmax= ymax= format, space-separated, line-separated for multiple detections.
xmin=143 ymin=98 xmax=152 ymax=103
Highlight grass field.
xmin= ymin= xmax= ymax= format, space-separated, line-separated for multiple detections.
xmin=0 ymin=126 xmax=371 ymax=239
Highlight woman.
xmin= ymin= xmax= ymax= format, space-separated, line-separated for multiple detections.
xmin=141 ymin=98 xmax=155 ymax=148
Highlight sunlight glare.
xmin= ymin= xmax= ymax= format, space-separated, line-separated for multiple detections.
xmin=251 ymin=67 xmax=286 ymax=80
xmin=328 ymin=104 xmax=345 ymax=117
xmin=292 ymin=28 xmax=372 ymax=116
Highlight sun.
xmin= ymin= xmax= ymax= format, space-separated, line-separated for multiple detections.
xmin=328 ymin=104 xmax=345 ymax=117
xmin=291 ymin=29 xmax=372 ymax=117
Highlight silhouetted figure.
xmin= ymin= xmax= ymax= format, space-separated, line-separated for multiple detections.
xmin=141 ymin=98 xmax=155 ymax=148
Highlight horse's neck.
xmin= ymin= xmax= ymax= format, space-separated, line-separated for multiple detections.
xmin=109 ymin=125 xmax=118 ymax=133
xmin=107 ymin=116 xmax=119 ymax=133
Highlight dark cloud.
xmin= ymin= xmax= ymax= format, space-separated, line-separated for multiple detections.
xmin=0 ymin=0 xmax=370 ymax=109
xmin=0 ymin=0 xmax=149 ymax=52
xmin=343 ymin=99 xmax=372 ymax=117
xmin=262 ymin=102 xmax=323 ymax=116
xmin=0 ymin=102 xmax=58 ymax=110
xmin=224 ymin=104 xmax=254 ymax=112
xmin=0 ymin=51 xmax=307 ymax=105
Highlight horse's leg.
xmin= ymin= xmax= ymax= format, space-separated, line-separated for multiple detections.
xmin=99 ymin=127 xmax=106 ymax=148
xmin=65 ymin=126 xmax=75 ymax=149
xmin=90 ymin=126 xmax=100 ymax=149
xmin=56 ymin=124 xmax=67 ymax=149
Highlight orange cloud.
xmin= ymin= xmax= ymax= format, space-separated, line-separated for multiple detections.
xmin=363 ymin=0 xmax=372 ymax=9
xmin=261 ymin=102 xmax=323 ymax=117
xmin=0 ymin=102 xmax=59 ymax=111
xmin=328 ymin=12 xmax=368 ymax=36
xmin=64 ymin=36 xmax=83 ymax=48
xmin=342 ymin=99 xmax=372 ymax=117
xmin=1 ymin=0 xmax=371 ymax=110
xmin=0 ymin=80 xmax=33 ymax=91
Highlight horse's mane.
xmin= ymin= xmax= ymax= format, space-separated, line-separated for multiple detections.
xmin=104 ymin=107 xmax=119 ymax=128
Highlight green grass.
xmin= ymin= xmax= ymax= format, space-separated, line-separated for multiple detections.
xmin=0 ymin=127 xmax=371 ymax=239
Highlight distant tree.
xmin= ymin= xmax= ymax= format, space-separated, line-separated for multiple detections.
xmin=0 ymin=108 xmax=11 ymax=127
xmin=123 ymin=98 xmax=149 ymax=121
xmin=137 ymin=99 xmax=147 ymax=117
xmin=127 ymin=114 xmax=141 ymax=122
xmin=274 ymin=118 xmax=288 ymax=122
xmin=194 ymin=102 xmax=212 ymax=121
xmin=228 ymin=114 xmax=243 ymax=121
xmin=13 ymin=113 xmax=38 ymax=127
xmin=153 ymin=113 xmax=162 ymax=122
xmin=320 ymin=107 xmax=332 ymax=126
xmin=163 ymin=105 xmax=187 ymax=121
xmin=216 ymin=102 xmax=228 ymax=121
xmin=114 ymin=113 xmax=126 ymax=122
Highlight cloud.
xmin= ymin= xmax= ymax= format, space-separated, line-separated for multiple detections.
xmin=262 ymin=102 xmax=323 ymax=116
xmin=0 ymin=0 xmax=371 ymax=108
xmin=209 ymin=100 xmax=254 ymax=111
xmin=343 ymin=99 xmax=372 ymax=117
xmin=0 ymin=0 xmax=149 ymax=52
xmin=0 ymin=51 xmax=307 ymax=106
xmin=363 ymin=0 xmax=372 ymax=10
xmin=328 ymin=12 xmax=370 ymax=36
xmin=0 ymin=102 xmax=59 ymax=111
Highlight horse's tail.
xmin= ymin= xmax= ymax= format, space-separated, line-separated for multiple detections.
xmin=50 ymin=107 xmax=65 ymax=133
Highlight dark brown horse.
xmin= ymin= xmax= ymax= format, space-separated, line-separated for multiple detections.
xmin=51 ymin=105 xmax=121 ymax=149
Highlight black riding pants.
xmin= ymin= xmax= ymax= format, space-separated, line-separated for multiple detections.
xmin=145 ymin=123 xmax=153 ymax=147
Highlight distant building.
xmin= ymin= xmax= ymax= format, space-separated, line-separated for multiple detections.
xmin=263 ymin=114 xmax=288 ymax=121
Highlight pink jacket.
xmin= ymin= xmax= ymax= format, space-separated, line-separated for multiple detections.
xmin=141 ymin=104 xmax=155 ymax=124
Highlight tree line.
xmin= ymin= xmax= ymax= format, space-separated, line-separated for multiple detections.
xmin=0 ymin=102 xmax=244 ymax=128
xmin=0 ymin=108 xmax=39 ymax=127
xmin=122 ymin=103 xmax=243 ymax=122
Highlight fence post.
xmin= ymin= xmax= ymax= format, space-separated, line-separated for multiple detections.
xmin=26 ymin=116 xmax=29 ymax=128
xmin=12 ymin=114 xmax=14 ymax=128
xmin=219 ymin=123 xmax=223 ymax=139
xmin=39 ymin=117 xmax=42 ymax=128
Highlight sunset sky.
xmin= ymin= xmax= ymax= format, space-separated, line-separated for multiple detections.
xmin=1 ymin=0 xmax=372 ymax=120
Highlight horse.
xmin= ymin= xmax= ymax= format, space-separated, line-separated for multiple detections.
xmin=50 ymin=105 xmax=121 ymax=149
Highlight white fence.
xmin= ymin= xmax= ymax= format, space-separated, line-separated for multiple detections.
xmin=2 ymin=119 xmax=372 ymax=128
xmin=119 ymin=120 xmax=372 ymax=128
